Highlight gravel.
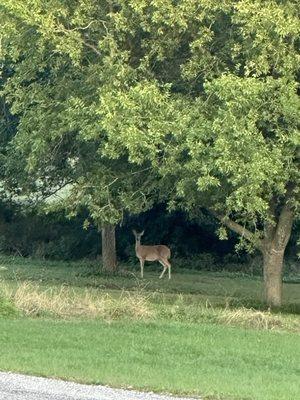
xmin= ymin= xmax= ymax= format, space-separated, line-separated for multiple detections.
xmin=0 ymin=372 xmax=199 ymax=400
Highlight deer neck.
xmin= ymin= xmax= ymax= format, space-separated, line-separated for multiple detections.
xmin=135 ymin=239 xmax=141 ymax=252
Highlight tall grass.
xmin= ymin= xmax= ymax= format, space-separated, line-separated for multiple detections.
xmin=1 ymin=280 xmax=299 ymax=332
xmin=1 ymin=281 xmax=154 ymax=320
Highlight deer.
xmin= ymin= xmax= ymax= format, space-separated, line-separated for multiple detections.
xmin=132 ymin=230 xmax=171 ymax=279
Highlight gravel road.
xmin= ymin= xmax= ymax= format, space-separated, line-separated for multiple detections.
xmin=0 ymin=372 xmax=199 ymax=400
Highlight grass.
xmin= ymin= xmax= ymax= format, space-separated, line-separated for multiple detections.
xmin=0 ymin=255 xmax=299 ymax=303
xmin=1 ymin=280 xmax=299 ymax=332
xmin=0 ymin=254 xmax=299 ymax=399
xmin=0 ymin=254 xmax=299 ymax=320
xmin=0 ymin=319 xmax=299 ymax=400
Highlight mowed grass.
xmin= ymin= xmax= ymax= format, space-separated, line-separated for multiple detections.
xmin=0 ymin=319 xmax=299 ymax=400
xmin=0 ymin=255 xmax=300 ymax=399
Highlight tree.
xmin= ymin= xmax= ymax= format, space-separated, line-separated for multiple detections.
xmin=0 ymin=0 xmax=158 ymax=271
xmin=1 ymin=1 xmax=299 ymax=302
xmin=58 ymin=157 xmax=158 ymax=272
xmin=95 ymin=0 xmax=300 ymax=307
xmin=101 ymin=223 xmax=116 ymax=272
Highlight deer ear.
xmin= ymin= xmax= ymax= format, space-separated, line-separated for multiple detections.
xmin=140 ymin=230 xmax=144 ymax=236
xmin=132 ymin=229 xmax=137 ymax=235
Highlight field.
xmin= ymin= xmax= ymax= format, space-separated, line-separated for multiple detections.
xmin=0 ymin=255 xmax=300 ymax=400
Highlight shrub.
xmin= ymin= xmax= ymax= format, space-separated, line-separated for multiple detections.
xmin=174 ymin=253 xmax=219 ymax=271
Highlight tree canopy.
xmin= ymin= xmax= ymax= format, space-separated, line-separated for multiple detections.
xmin=0 ymin=0 xmax=299 ymax=306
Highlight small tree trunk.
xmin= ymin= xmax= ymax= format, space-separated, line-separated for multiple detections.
xmin=262 ymin=246 xmax=284 ymax=307
xmin=101 ymin=223 xmax=117 ymax=272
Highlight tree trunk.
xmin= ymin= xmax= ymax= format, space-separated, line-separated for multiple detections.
xmin=210 ymin=190 xmax=294 ymax=308
xmin=261 ymin=196 xmax=294 ymax=308
xmin=262 ymin=246 xmax=284 ymax=307
xmin=101 ymin=223 xmax=117 ymax=272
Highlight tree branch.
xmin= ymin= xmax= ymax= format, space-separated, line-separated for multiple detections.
xmin=264 ymin=196 xmax=277 ymax=242
xmin=273 ymin=184 xmax=295 ymax=249
xmin=209 ymin=210 xmax=263 ymax=251
xmin=82 ymin=40 xmax=101 ymax=56
xmin=68 ymin=21 xmax=96 ymax=31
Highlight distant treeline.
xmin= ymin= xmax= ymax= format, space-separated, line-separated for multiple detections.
xmin=0 ymin=201 xmax=298 ymax=270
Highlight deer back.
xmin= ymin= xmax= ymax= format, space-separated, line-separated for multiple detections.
xmin=136 ymin=244 xmax=171 ymax=261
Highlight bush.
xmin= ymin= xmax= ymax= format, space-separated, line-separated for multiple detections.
xmin=174 ymin=253 xmax=219 ymax=271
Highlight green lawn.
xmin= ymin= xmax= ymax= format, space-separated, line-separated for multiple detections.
xmin=0 ymin=319 xmax=299 ymax=400
xmin=0 ymin=255 xmax=299 ymax=400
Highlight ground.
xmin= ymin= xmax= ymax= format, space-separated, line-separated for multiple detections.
xmin=0 ymin=255 xmax=299 ymax=400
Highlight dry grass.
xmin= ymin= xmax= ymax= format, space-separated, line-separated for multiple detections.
xmin=1 ymin=280 xmax=299 ymax=332
xmin=216 ymin=306 xmax=295 ymax=330
xmin=2 ymin=281 xmax=154 ymax=320
xmin=160 ymin=296 xmax=300 ymax=332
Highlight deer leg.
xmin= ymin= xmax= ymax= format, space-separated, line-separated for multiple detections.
xmin=163 ymin=259 xmax=171 ymax=280
xmin=168 ymin=262 xmax=171 ymax=280
xmin=140 ymin=258 xmax=144 ymax=278
xmin=159 ymin=260 xmax=167 ymax=279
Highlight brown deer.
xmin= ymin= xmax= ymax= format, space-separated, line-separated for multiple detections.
xmin=133 ymin=230 xmax=171 ymax=279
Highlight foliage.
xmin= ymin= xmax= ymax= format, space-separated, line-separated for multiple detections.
xmin=0 ymin=0 xmax=299 ymax=234
xmin=0 ymin=0 xmax=299 ymax=306
xmin=0 ymin=202 xmax=100 ymax=260
xmin=0 ymin=0 xmax=159 ymax=224
xmin=0 ymin=199 xmax=299 ymax=272
xmin=95 ymin=1 xmax=300 ymax=248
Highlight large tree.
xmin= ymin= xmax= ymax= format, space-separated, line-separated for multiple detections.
xmin=1 ymin=1 xmax=299 ymax=304
xmin=95 ymin=0 xmax=299 ymax=307
xmin=0 ymin=0 xmax=158 ymax=271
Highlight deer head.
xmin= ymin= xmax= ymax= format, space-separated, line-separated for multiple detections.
xmin=132 ymin=229 xmax=144 ymax=244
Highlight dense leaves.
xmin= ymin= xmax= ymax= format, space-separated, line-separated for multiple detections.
xmin=0 ymin=1 xmax=299 ymax=305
